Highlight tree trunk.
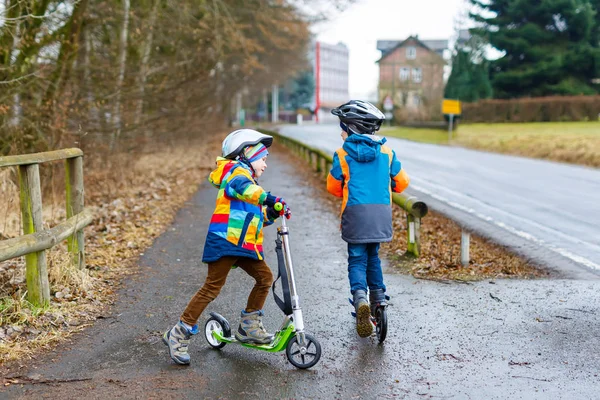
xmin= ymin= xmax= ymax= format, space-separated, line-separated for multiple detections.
xmin=42 ymin=0 xmax=88 ymax=148
xmin=82 ymin=27 xmax=99 ymax=127
xmin=112 ymin=0 xmax=131 ymax=148
xmin=0 ymin=0 xmax=20 ymax=81
xmin=135 ymin=0 xmax=161 ymax=128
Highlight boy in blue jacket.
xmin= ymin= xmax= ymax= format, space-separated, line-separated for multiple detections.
xmin=327 ymin=100 xmax=410 ymax=338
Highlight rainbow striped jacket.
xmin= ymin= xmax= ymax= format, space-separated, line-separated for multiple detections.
xmin=202 ymin=157 xmax=275 ymax=263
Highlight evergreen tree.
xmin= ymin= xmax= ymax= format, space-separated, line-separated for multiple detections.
xmin=445 ymin=43 xmax=493 ymax=102
xmin=288 ymin=70 xmax=315 ymax=110
xmin=470 ymin=0 xmax=600 ymax=98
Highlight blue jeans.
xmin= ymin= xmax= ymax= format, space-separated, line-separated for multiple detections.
xmin=347 ymin=243 xmax=386 ymax=294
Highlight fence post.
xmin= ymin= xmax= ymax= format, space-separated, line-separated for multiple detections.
xmin=18 ymin=164 xmax=50 ymax=306
xmin=406 ymin=213 xmax=421 ymax=258
xmin=315 ymin=155 xmax=322 ymax=173
xmin=461 ymin=230 xmax=470 ymax=266
xmin=66 ymin=156 xmax=85 ymax=269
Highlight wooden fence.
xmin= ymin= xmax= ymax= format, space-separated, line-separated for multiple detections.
xmin=261 ymin=130 xmax=429 ymax=257
xmin=0 ymin=149 xmax=94 ymax=306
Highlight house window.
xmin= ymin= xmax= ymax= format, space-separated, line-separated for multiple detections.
xmin=413 ymin=95 xmax=421 ymax=107
xmin=400 ymin=67 xmax=410 ymax=81
xmin=406 ymin=46 xmax=416 ymax=59
xmin=412 ymin=67 xmax=422 ymax=83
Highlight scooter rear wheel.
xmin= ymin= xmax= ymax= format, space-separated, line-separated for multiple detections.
xmin=205 ymin=317 xmax=227 ymax=349
xmin=375 ymin=307 xmax=387 ymax=343
xmin=285 ymin=333 xmax=321 ymax=369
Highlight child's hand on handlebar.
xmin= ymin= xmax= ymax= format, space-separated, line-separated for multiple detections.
xmin=266 ymin=205 xmax=281 ymax=220
xmin=264 ymin=193 xmax=286 ymax=208
xmin=264 ymin=193 xmax=291 ymax=219
xmin=280 ymin=205 xmax=291 ymax=220
xmin=274 ymin=202 xmax=292 ymax=219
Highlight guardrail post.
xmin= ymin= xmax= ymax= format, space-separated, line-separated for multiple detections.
xmin=461 ymin=230 xmax=470 ymax=266
xmin=406 ymin=213 xmax=421 ymax=258
xmin=18 ymin=164 xmax=50 ymax=306
xmin=66 ymin=156 xmax=85 ymax=269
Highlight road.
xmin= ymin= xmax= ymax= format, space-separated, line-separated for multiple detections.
xmin=2 ymin=151 xmax=600 ymax=399
xmin=279 ymin=124 xmax=600 ymax=279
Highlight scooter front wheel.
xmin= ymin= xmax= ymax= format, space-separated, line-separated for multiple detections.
xmin=286 ymin=333 xmax=321 ymax=369
xmin=205 ymin=317 xmax=227 ymax=349
xmin=375 ymin=307 xmax=387 ymax=343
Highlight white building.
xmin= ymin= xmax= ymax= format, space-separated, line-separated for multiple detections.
xmin=311 ymin=41 xmax=349 ymax=123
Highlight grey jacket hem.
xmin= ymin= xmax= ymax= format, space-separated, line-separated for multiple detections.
xmin=342 ymin=235 xmax=392 ymax=244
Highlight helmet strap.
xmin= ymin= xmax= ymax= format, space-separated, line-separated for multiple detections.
xmin=238 ymin=154 xmax=258 ymax=180
xmin=340 ymin=121 xmax=354 ymax=135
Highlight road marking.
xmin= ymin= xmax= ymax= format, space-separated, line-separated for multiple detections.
xmin=411 ymin=179 xmax=600 ymax=253
xmin=411 ymin=183 xmax=600 ymax=271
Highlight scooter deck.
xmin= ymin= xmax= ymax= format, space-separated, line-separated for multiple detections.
xmin=211 ymin=323 xmax=296 ymax=352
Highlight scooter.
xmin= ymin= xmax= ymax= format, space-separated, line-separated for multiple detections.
xmin=204 ymin=203 xmax=322 ymax=369
xmin=349 ymin=293 xmax=389 ymax=343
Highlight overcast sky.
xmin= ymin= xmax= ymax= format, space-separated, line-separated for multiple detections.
xmin=313 ymin=0 xmax=469 ymax=100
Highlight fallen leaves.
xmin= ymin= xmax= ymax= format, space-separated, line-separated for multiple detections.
xmin=382 ymin=205 xmax=548 ymax=281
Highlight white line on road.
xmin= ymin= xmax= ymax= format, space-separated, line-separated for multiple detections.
xmin=411 ymin=183 xmax=600 ymax=271
xmin=411 ymin=178 xmax=600 ymax=253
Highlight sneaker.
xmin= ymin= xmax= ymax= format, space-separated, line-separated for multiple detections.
xmin=163 ymin=321 xmax=197 ymax=365
xmin=356 ymin=300 xmax=374 ymax=338
xmin=353 ymin=290 xmax=374 ymax=338
xmin=235 ymin=310 xmax=274 ymax=344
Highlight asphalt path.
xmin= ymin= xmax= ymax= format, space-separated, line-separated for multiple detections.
xmin=279 ymin=124 xmax=600 ymax=279
xmin=2 ymin=151 xmax=600 ymax=399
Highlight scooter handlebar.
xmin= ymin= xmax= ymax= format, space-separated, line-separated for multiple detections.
xmin=274 ymin=202 xmax=291 ymax=220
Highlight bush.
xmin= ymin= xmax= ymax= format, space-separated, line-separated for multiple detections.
xmin=462 ymin=96 xmax=600 ymax=123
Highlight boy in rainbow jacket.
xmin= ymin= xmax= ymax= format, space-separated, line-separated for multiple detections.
xmin=327 ymin=100 xmax=410 ymax=338
xmin=163 ymin=129 xmax=288 ymax=365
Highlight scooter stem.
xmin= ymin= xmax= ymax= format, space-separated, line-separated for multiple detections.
xmin=278 ymin=217 xmax=306 ymax=344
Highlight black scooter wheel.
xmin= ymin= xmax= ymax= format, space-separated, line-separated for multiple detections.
xmin=375 ymin=307 xmax=387 ymax=343
xmin=286 ymin=333 xmax=321 ymax=369
xmin=205 ymin=317 xmax=227 ymax=349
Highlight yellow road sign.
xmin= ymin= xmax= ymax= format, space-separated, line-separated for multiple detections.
xmin=442 ymin=99 xmax=461 ymax=115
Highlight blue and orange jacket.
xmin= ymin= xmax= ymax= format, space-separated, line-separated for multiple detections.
xmin=202 ymin=158 xmax=275 ymax=263
xmin=327 ymin=134 xmax=409 ymax=243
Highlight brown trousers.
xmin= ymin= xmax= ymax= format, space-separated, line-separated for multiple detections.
xmin=180 ymin=256 xmax=274 ymax=326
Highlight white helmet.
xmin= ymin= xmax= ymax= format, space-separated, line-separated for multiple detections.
xmin=222 ymin=129 xmax=273 ymax=159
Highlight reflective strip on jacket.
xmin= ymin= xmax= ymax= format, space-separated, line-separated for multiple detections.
xmin=202 ymin=157 xmax=275 ymax=263
xmin=327 ymin=134 xmax=409 ymax=243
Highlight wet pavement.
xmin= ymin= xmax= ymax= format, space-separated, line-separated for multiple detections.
xmin=2 ymin=151 xmax=600 ymax=399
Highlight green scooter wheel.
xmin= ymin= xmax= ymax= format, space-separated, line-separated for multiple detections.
xmin=205 ymin=317 xmax=227 ymax=349
xmin=285 ymin=333 xmax=321 ymax=369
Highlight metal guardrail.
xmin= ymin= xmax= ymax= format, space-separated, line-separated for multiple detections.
xmin=0 ymin=148 xmax=93 ymax=306
xmin=260 ymin=129 xmax=428 ymax=258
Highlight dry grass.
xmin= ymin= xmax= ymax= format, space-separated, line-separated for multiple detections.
xmin=0 ymin=134 xmax=222 ymax=365
xmin=381 ymin=121 xmax=600 ymax=168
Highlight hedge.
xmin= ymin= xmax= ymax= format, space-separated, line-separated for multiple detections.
xmin=461 ymin=96 xmax=600 ymax=123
